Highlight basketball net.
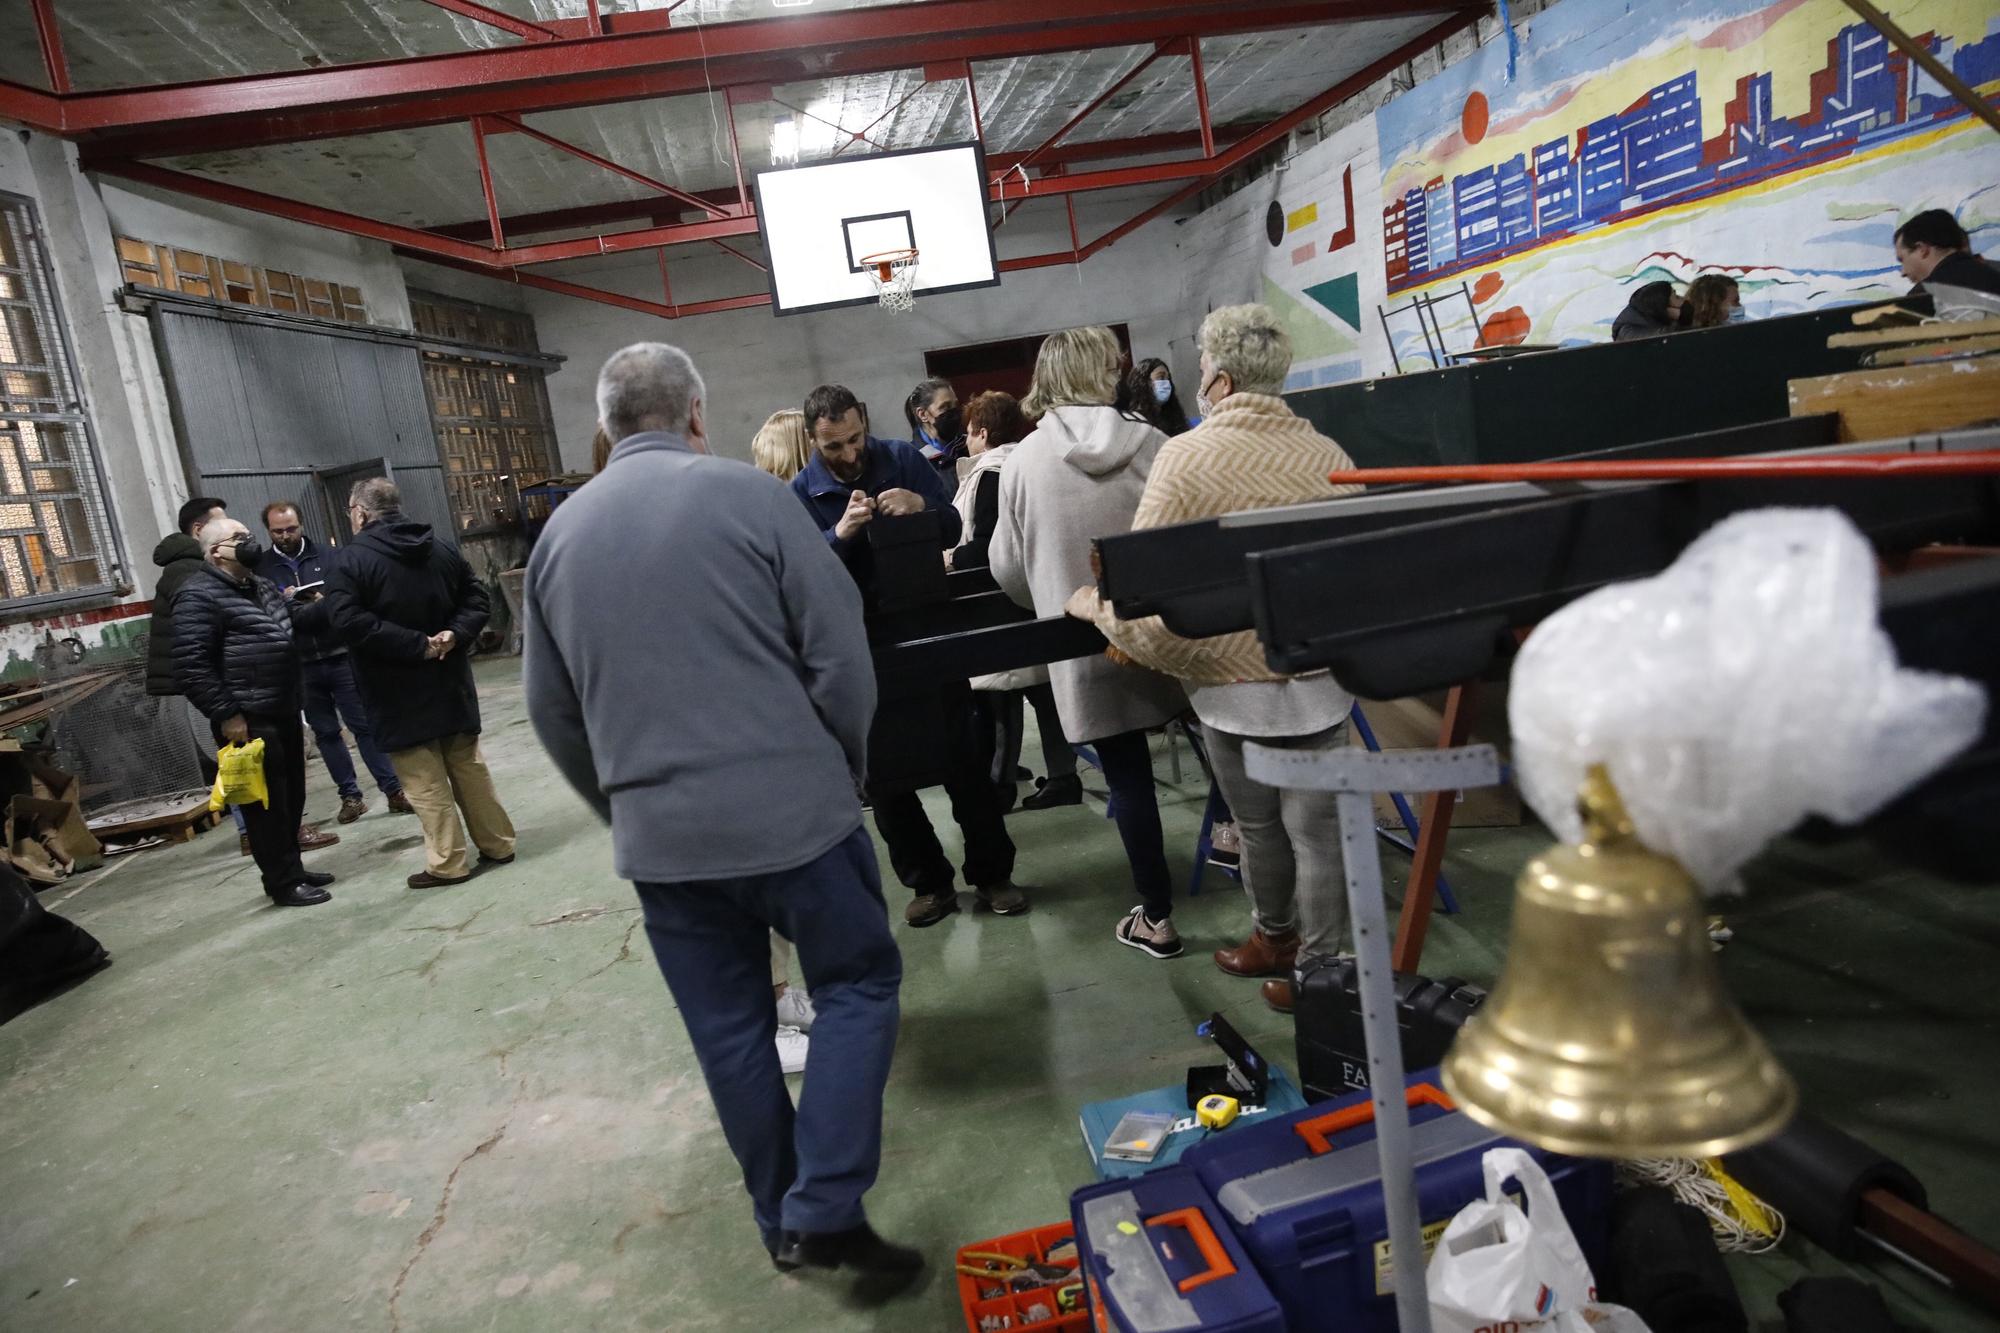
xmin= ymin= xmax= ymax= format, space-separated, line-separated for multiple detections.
xmin=862 ymin=248 xmax=919 ymax=314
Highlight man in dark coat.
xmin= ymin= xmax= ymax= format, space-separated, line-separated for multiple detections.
xmin=325 ymin=478 xmax=515 ymax=889
xmin=1894 ymin=208 xmax=2000 ymax=299
xmin=253 ymin=500 xmax=412 ymax=825
xmin=173 ymin=516 xmax=337 ymax=907
xmin=150 ymin=496 xmax=339 ymax=858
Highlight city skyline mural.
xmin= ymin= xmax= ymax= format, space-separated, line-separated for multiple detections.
xmin=1370 ymin=0 xmax=2000 ymax=363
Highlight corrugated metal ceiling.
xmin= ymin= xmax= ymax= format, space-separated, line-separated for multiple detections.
xmin=12 ymin=2 xmax=1440 ymax=233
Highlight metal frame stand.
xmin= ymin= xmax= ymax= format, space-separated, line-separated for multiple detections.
xmin=1245 ymin=740 xmax=1501 ymax=1333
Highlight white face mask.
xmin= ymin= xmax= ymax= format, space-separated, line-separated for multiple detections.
xmin=1151 ymin=379 xmax=1173 ymax=405
xmin=1195 ymin=373 xmax=1219 ymax=420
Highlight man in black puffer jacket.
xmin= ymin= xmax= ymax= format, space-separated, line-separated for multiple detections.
xmin=326 ymin=478 xmax=515 ymax=890
xmin=174 ymin=516 xmax=337 ymax=908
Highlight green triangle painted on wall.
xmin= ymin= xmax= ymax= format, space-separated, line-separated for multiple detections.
xmin=1303 ymin=273 xmax=1362 ymax=331
xmin=1261 ymin=277 xmax=1356 ymax=363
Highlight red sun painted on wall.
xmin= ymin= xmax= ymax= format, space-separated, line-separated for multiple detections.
xmin=1461 ymin=91 xmax=1489 ymax=145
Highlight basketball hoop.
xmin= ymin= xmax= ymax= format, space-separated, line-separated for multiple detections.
xmin=860 ymin=248 xmax=919 ymax=314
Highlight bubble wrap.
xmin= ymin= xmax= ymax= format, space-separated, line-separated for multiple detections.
xmin=1509 ymin=509 xmax=1988 ymax=892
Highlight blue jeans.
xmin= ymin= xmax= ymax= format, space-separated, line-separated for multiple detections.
xmin=635 ymin=826 xmax=902 ymax=1248
xmin=1092 ymin=729 xmax=1174 ymax=921
xmin=301 ymin=656 xmax=401 ymax=800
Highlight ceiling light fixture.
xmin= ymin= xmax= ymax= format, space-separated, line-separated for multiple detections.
xmin=771 ymin=116 xmax=800 ymax=165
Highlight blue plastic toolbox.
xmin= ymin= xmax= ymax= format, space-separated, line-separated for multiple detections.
xmin=1071 ymin=1166 xmax=1286 ymax=1333
xmin=1178 ymin=1067 xmax=1614 ymax=1333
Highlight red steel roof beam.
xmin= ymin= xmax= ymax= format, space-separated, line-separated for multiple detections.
xmin=416 ymin=0 xmax=560 ymax=43
xmin=490 ymin=113 xmax=733 ymax=219
xmin=64 ymin=0 xmax=1475 ymax=158
xmin=1077 ymin=6 xmax=1481 ymax=262
xmin=29 ymin=0 xmax=71 ymax=95
xmin=471 ymin=117 xmax=506 ymax=247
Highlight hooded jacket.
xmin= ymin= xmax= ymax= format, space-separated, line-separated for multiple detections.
xmin=145 ymin=533 xmax=208 ymax=696
xmin=324 ymin=514 xmax=490 ymax=753
xmin=171 ymin=563 xmax=300 ymax=721
xmin=990 ymin=405 xmax=1188 ymax=742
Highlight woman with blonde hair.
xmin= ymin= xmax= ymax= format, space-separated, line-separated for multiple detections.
xmin=749 ymin=409 xmax=812 ymax=482
xmin=992 ymin=327 xmax=1190 ymax=958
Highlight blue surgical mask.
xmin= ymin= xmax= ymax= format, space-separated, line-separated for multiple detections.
xmin=1151 ymin=379 xmax=1173 ymax=405
xmin=1726 ymin=307 xmax=1747 ymax=324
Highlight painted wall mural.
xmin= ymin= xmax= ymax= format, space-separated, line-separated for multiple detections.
xmin=1371 ymin=0 xmax=2000 ymax=369
xmin=1178 ymin=116 xmax=1390 ymax=391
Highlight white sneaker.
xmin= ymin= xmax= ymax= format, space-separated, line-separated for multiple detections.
xmin=776 ymin=1025 xmax=809 ymax=1075
xmin=775 ymin=987 xmax=817 ymax=1033
xmin=1115 ymin=905 xmax=1184 ymax=960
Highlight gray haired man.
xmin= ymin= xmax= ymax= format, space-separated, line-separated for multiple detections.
xmin=522 ymin=343 xmax=918 ymax=1288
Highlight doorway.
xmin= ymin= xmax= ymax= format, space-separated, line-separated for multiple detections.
xmin=924 ymin=323 xmax=1133 ymax=405
xmin=314 ymin=458 xmax=394 ymax=548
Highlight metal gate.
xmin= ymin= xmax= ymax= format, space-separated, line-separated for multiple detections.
xmin=145 ymin=302 xmax=454 ymax=548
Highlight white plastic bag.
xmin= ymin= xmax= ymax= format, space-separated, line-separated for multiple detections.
xmin=1509 ymin=509 xmax=1987 ymax=891
xmin=1427 ymin=1148 xmax=1651 ymax=1333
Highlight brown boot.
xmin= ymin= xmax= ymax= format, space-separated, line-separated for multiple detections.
xmin=387 ymin=790 xmax=416 ymax=815
xmin=1213 ymin=929 xmax=1300 ymax=978
xmin=337 ymin=795 xmax=367 ymax=824
xmin=1261 ymin=979 xmax=1296 ymax=1014
xmin=297 ymin=824 xmax=340 ymax=851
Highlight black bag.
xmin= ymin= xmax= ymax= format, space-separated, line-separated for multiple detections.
xmin=1294 ymin=955 xmax=1486 ymax=1102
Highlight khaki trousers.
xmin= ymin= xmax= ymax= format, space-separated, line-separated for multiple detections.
xmin=388 ymin=733 xmax=517 ymax=878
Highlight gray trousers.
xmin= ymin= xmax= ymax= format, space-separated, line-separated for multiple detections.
xmin=1204 ymin=721 xmax=1350 ymax=963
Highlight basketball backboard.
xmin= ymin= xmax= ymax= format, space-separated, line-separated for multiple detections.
xmin=754 ymin=142 xmax=1001 ymax=317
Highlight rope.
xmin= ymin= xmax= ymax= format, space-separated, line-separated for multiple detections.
xmin=1618 ymin=1157 xmax=1785 ymax=1253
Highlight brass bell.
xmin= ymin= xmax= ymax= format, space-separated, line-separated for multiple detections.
xmin=1442 ymin=766 xmax=1797 ymax=1158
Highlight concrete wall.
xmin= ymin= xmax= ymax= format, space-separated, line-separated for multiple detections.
xmin=0 ymin=133 xmax=436 ymax=672
xmin=516 ymin=196 xmax=1209 ymax=470
xmin=100 ymin=179 xmax=417 ymax=330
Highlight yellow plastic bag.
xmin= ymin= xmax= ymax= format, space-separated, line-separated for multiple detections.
xmin=209 ymin=739 xmax=270 ymax=811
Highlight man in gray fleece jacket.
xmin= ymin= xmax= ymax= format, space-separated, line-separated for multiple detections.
xmin=522 ymin=342 xmax=920 ymax=1287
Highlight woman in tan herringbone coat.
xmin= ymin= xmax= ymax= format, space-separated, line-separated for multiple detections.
xmin=1066 ymin=304 xmax=1362 ymax=1013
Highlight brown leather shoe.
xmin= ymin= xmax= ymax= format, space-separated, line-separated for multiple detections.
xmin=387 ymin=790 xmax=416 ymax=815
xmin=1213 ymin=929 xmax=1300 ymax=978
xmin=337 ymin=796 xmax=366 ymax=824
xmin=1261 ymin=979 xmax=1295 ymax=1014
xmin=238 ymin=832 xmax=252 ymax=857
xmin=297 ymin=824 xmax=340 ymax=851
xmin=407 ymin=870 xmax=472 ymax=889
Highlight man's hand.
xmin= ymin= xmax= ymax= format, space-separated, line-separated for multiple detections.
xmin=833 ymin=489 xmax=876 ymax=541
xmin=875 ymin=487 xmax=925 ymax=517
xmin=426 ymin=630 xmax=456 ymax=660
xmin=221 ymin=713 xmax=249 ymax=745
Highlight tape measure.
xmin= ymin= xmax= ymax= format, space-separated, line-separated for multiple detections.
xmin=1196 ymin=1094 xmax=1240 ymax=1130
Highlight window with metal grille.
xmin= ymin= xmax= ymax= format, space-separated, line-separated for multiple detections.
xmin=411 ymin=294 xmax=561 ymax=534
xmin=0 ymin=193 xmax=122 ymax=607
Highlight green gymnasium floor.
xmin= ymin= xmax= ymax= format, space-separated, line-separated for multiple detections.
xmin=2 ymin=659 xmax=1995 ymax=1331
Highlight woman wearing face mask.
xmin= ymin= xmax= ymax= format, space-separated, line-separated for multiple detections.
xmin=1680 ymin=273 xmax=1743 ymax=330
xmin=904 ymin=377 xmax=966 ymax=475
xmin=1136 ymin=357 xmax=1193 ymax=435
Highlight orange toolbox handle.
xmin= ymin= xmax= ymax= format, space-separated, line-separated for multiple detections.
xmin=1293 ymin=1083 xmax=1456 ymax=1156
xmin=1145 ymin=1207 xmax=1238 ymax=1293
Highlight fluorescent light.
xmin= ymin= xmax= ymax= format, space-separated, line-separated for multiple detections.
xmin=772 ymin=0 xmax=814 ymax=7
xmin=771 ymin=116 xmax=800 ymax=165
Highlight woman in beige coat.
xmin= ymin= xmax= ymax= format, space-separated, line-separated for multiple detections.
xmin=991 ymin=327 xmax=1190 ymax=959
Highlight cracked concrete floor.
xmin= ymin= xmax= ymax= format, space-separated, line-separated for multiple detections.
xmin=3 ymin=659 xmax=1998 ymax=1331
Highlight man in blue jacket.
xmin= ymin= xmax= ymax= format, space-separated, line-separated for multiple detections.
xmin=792 ymin=385 xmax=1024 ymax=929
xmin=254 ymin=502 xmax=412 ymax=825
xmin=790 ymin=385 xmax=959 ymax=582
xmin=525 ymin=345 xmax=919 ymax=1289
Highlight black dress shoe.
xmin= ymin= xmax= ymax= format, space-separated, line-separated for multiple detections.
xmin=298 ymin=870 xmax=335 ymax=888
xmin=477 ymin=852 xmax=516 ymax=867
xmin=269 ymin=882 xmax=332 ymax=907
xmin=774 ymin=1222 xmax=924 ymax=1275
xmin=1020 ymin=773 xmax=1084 ymax=810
